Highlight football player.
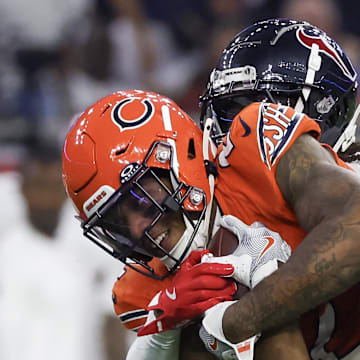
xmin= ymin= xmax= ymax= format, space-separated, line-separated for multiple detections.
xmin=198 ymin=19 xmax=360 ymax=359
xmin=119 ymin=19 xmax=360 ymax=360
xmin=62 ymin=89 xmax=294 ymax=360
xmin=61 ymin=19 xmax=360 ymax=359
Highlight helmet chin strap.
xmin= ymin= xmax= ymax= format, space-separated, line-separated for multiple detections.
xmin=295 ymin=43 xmax=322 ymax=113
xmin=160 ymin=215 xmax=208 ymax=269
xmin=202 ymin=115 xmax=217 ymax=235
xmin=161 ymin=116 xmax=218 ymax=269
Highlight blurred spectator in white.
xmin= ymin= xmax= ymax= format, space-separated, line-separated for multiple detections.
xmin=0 ymin=167 xmax=25 ymax=233
xmin=0 ymin=143 xmax=133 ymax=360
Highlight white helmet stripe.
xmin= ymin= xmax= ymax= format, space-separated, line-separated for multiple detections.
xmin=161 ymin=104 xmax=173 ymax=131
xmin=295 ymin=43 xmax=322 ymax=112
xmin=161 ymin=105 xmax=179 ymax=179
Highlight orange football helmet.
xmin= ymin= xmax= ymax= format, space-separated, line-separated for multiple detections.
xmin=62 ymin=90 xmax=211 ymax=279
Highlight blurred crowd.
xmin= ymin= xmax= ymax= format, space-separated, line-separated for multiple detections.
xmin=1 ymin=0 xmax=359 ymax=166
xmin=0 ymin=0 xmax=359 ymax=359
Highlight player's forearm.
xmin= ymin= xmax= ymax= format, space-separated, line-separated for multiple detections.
xmin=254 ymin=321 xmax=310 ymax=360
xmin=222 ymin=216 xmax=360 ymax=343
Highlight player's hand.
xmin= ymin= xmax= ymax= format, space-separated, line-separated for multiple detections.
xmin=202 ymin=215 xmax=291 ymax=288
xmin=201 ymin=301 xmax=260 ymax=360
xmin=137 ymin=250 xmax=236 ymax=336
xmin=199 ymin=325 xmax=237 ymax=360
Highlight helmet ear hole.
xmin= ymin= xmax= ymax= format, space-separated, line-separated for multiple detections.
xmin=114 ymin=144 xmax=130 ymax=157
xmin=187 ymin=138 xmax=196 ymax=160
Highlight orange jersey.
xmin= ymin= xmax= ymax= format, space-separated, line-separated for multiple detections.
xmin=112 ymin=258 xmax=174 ymax=331
xmin=112 ymin=102 xmax=358 ymax=357
xmin=214 ymin=102 xmax=358 ymax=358
xmin=215 ymin=102 xmax=321 ymax=250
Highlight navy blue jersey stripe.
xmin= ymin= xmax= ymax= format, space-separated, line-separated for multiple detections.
xmin=120 ymin=309 xmax=148 ymax=322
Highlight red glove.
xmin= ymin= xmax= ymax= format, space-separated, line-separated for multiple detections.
xmin=137 ymin=250 xmax=236 ymax=336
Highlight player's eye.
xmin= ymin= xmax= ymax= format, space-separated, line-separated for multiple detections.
xmin=128 ymin=189 xmax=150 ymax=209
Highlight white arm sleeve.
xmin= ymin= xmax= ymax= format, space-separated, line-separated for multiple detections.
xmin=126 ymin=329 xmax=181 ymax=360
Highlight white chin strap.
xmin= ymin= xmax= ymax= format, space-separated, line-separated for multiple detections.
xmin=161 ymin=116 xmax=218 ymax=270
xmin=160 ymin=215 xmax=208 ymax=269
xmin=294 ymin=43 xmax=322 ymax=113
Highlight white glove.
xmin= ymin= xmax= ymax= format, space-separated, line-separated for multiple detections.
xmin=201 ymin=301 xmax=259 ymax=360
xmin=203 ymin=215 xmax=291 ymax=288
xmin=199 ymin=325 xmax=238 ymax=360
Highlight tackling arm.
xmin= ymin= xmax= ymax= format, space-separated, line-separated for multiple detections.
xmin=222 ymin=134 xmax=360 ymax=343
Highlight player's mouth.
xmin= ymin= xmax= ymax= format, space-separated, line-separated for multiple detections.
xmin=153 ymin=230 xmax=168 ymax=248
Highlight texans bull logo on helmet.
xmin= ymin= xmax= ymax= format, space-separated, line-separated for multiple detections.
xmin=297 ymin=27 xmax=356 ymax=81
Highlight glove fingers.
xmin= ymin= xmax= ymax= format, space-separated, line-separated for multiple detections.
xmin=191 ymin=262 xmax=234 ymax=277
xmin=192 ymin=283 xmax=236 ymax=302
xmin=221 ymin=215 xmax=249 ymax=230
xmin=182 ymin=249 xmax=210 ymax=268
xmin=190 ymin=275 xmax=236 ymax=291
xmin=250 ymin=221 xmax=265 ymax=228
xmin=196 ymin=295 xmax=235 ymax=313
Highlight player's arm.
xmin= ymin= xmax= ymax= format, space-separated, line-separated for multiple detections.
xmin=255 ymin=321 xmax=309 ymax=360
xmin=222 ymin=134 xmax=360 ymax=343
xmin=200 ymin=220 xmax=309 ymax=359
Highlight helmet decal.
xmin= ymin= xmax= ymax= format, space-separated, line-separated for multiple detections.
xmin=111 ymin=98 xmax=155 ymax=131
xmin=297 ymin=28 xmax=356 ymax=81
xmin=218 ymin=132 xmax=235 ymax=169
xmin=257 ymin=103 xmax=304 ymax=169
xmin=83 ymin=185 xmax=115 ymax=217
xmin=120 ymin=162 xmax=141 ymax=184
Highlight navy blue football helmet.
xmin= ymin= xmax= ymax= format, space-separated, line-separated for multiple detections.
xmin=200 ymin=19 xmax=358 ymax=151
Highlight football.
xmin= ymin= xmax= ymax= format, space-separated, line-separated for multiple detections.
xmin=207 ymin=226 xmax=249 ymax=299
xmin=207 ymin=226 xmax=239 ymax=256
